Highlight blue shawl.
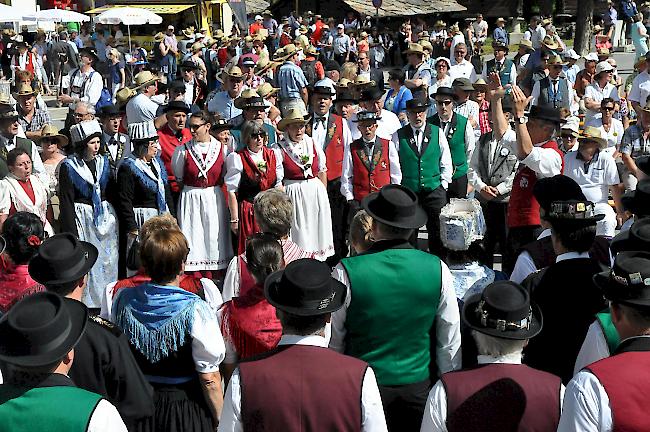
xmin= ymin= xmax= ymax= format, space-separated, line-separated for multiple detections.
xmin=113 ymin=282 xmax=209 ymax=363
xmin=121 ymin=156 xmax=169 ymax=213
xmin=63 ymin=155 xmax=110 ymax=224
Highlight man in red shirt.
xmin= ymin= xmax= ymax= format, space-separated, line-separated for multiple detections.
xmin=157 ymin=100 xmax=192 ymax=208
xmin=249 ymin=15 xmax=265 ymax=36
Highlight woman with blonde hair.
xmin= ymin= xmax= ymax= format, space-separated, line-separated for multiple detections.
xmin=339 ymin=61 xmax=358 ymax=82
xmin=112 ymin=228 xmax=225 ymax=432
xmin=349 ymin=209 xmax=374 ymax=255
xmin=107 ymin=48 xmax=125 ymax=103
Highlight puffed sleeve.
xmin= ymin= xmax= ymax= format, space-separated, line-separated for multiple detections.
xmin=171 ymin=144 xmax=186 ymax=184
xmin=224 ymin=152 xmax=243 ymax=193
xmin=313 ymin=136 xmax=327 ymax=172
xmin=0 ymin=180 xmax=10 ymax=214
xmin=273 ymin=147 xmax=284 ymax=185
xmin=190 ymin=302 xmax=226 ymax=373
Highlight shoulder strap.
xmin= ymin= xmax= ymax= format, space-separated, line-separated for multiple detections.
xmin=596 ymin=311 xmax=621 ymax=354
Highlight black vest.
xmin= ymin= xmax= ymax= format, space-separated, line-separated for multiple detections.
xmin=537 ymin=77 xmax=570 ymax=110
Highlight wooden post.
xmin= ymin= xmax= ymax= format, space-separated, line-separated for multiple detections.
xmin=574 ymin=0 xmax=594 ymax=55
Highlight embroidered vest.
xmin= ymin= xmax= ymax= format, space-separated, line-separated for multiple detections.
xmin=239 ymin=345 xmax=366 ymax=431
xmin=182 ymin=143 xmax=225 ymax=188
xmin=0 ymin=385 xmax=101 ymax=432
xmin=306 ymin=114 xmax=345 ymax=181
xmin=397 ymin=123 xmax=442 ymax=193
xmin=281 ymin=142 xmax=320 ymax=180
xmin=476 ymin=132 xmax=518 ymax=202
xmin=588 ymin=337 xmax=650 ymax=431
xmin=350 ymin=137 xmax=391 ymax=201
xmin=0 ymin=138 xmax=33 ymax=179
xmin=428 ymin=113 xmax=469 ymax=179
xmin=442 ymin=363 xmax=562 ymax=432
xmin=537 ymin=77 xmax=570 ymax=110
xmin=507 ymin=141 xmax=564 ymax=227
xmin=341 ymin=248 xmax=442 ymax=385
xmin=486 ymin=58 xmax=515 ymax=87
xmin=237 ymin=147 xmax=277 ymax=203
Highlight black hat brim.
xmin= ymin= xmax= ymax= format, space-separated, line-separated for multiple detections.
xmin=610 ymin=229 xmax=632 ymax=254
xmin=361 ymin=191 xmax=428 ymax=229
xmin=0 ymin=298 xmax=88 ymax=367
xmin=163 ymin=104 xmax=191 ymax=114
xmin=264 ymin=270 xmax=347 ymax=316
xmin=593 ymin=270 xmax=650 ymax=307
xmin=29 ymin=241 xmax=98 ymax=286
xmin=545 ymin=213 xmax=605 ymax=225
xmin=462 ymin=293 xmax=543 ymax=340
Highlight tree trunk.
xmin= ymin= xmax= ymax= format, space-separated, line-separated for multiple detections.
xmin=574 ymin=0 xmax=595 ymax=54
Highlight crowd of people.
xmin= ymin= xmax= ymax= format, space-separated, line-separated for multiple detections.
xmin=0 ymin=5 xmax=650 ymax=432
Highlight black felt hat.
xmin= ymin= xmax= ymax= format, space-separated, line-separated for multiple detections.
xmin=361 ymin=184 xmax=427 ymax=229
xmin=405 ymin=98 xmax=431 ymax=111
xmin=163 ymin=100 xmax=191 ymax=114
xmin=611 ymin=219 xmax=650 ymax=254
xmin=336 ymin=90 xmax=357 ymax=103
xmin=264 ymin=258 xmax=347 ymax=316
xmin=29 ymin=233 xmax=98 ymax=285
xmin=431 ymin=86 xmax=458 ymax=100
xmin=463 ymin=281 xmax=543 ymax=340
xmin=528 ymin=105 xmax=567 ymax=124
xmin=533 ymin=175 xmax=586 ymax=217
xmin=358 ymin=86 xmax=384 ymax=102
xmin=312 ymin=85 xmax=336 ymax=97
xmin=594 ymin=251 xmax=650 ymax=307
xmin=97 ymin=104 xmax=123 ymax=118
xmin=544 ymin=200 xmax=605 ymax=225
xmin=0 ymin=292 xmax=88 ymax=367
xmin=622 ymin=180 xmax=650 ymax=217
xmin=78 ymin=47 xmax=98 ymax=62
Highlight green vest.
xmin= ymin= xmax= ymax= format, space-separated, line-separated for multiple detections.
xmin=427 ymin=113 xmax=469 ymax=179
xmin=341 ymin=248 xmax=442 ymax=386
xmin=0 ymin=138 xmax=33 ymax=179
xmin=0 ymin=384 xmax=102 ymax=431
xmin=398 ymin=124 xmax=442 ymax=193
xmin=596 ymin=310 xmax=621 ymax=354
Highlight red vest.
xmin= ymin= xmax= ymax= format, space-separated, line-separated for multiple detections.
xmin=587 ymin=337 xmax=650 ymax=432
xmin=507 ymin=141 xmax=564 ymax=227
xmin=239 ymin=344 xmax=367 ymax=431
xmin=281 ymin=144 xmax=320 ymax=180
xmin=350 ymin=137 xmax=391 ymax=201
xmin=238 ymin=147 xmax=278 ymax=202
xmin=112 ymin=272 xmax=203 ymax=297
xmin=14 ymin=53 xmax=35 ymax=74
xmin=157 ymin=125 xmax=192 ymax=193
xmin=306 ymin=114 xmax=345 ymax=181
xmin=442 ymin=363 xmax=562 ymax=432
xmin=182 ymin=142 xmax=225 ymax=188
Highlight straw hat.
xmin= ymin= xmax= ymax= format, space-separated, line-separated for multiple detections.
xmin=217 ymin=65 xmax=245 ymax=83
xmin=519 ymin=39 xmax=533 ymax=50
xmin=352 ymin=75 xmax=376 ymax=88
xmin=116 ymin=87 xmax=137 ymax=107
xmin=182 ymin=28 xmax=194 ymax=38
xmin=541 ymin=35 xmax=559 ymax=50
xmin=234 ymin=89 xmax=266 ymax=109
xmin=473 ymin=78 xmax=488 ymax=91
xmin=305 ymin=45 xmax=318 ymax=55
xmin=281 ymin=44 xmax=301 ymax=59
xmin=405 ymin=43 xmax=425 ymax=55
xmin=38 ymin=124 xmax=68 ymax=148
xmin=496 ymin=17 xmax=506 ymax=23
xmin=12 ymin=83 xmax=36 ymax=98
xmin=578 ymin=126 xmax=608 ymax=149
xmin=299 ymin=25 xmax=308 ymax=34
xmin=336 ymin=78 xmax=352 ymax=89
xmin=420 ymin=40 xmax=433 ymax=52
xmin=153 ymin=32 xmax=165 ymax=42
xmin=546 ymin=55 xmax=567 ymax=66
xmin=277 ymin=108 xmax=309 ymax=132
xmin=254 ymin=58 xmax=279 ymax=75
xmin=272 ymin=48 xmax=286 ymax=61
xmin=257 ymin=82 xmax=279 ymax=98
xmin=134 ymin=71 xmax=159 ymax=88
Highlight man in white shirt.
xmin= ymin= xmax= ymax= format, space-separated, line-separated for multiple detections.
xmin=564 ymin=126 xmax=624 ymax=238
xmin=126 ymin=71 xmax=163 ymax=126
xmin=220 ymin=259 xmax=388 ymax=432
xmin=452 ymin=78 xmax=479 ymax=136
xmin=422 ymin=280 xmax=564 ymax=432
xmin=0 ymin=105 xmax=45 ymax=181
xmin=207 ymin=66 xmax=245 ymax=122
xmin=559 ymin=251 xmax=650 ymax=432
xmin=628 ymin=52 xmax=650 ymax=115
xmin=349 ymin=87 xmax=401 ymax=140
xmin=471 ymin=14 xmax=489 ymax=45
xmin=523 ymin=16 xmax=546 ymax=50
xmin=449 ymin=43 xmax=476 ymax=82
xmin=330 ymin=184 xmax=461 ymax=431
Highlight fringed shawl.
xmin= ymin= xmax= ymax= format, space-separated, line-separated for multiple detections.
xmin=120 ymin=156 xmax=169 ymax=213
xmin=62 ymin=155 xmax=110 ymax=224
xmin=112 ymin=282 xmax=210 ymax=363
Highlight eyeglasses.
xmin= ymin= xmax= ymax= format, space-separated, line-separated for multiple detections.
xmin=561 ymin=134 xmax=576 ymax=139
xmin=436 ymin=63 xmax=448 ymax=68
xmin=251 ymin=132 xmax=267 ymax=138
xmin=188 ymin=123 xmax=207 ymax=131
xmin=601 ymin=106 xmax=615 ymax=111
xmin=73 ymin=112 xmax=90 ymax=118
xmin=455 ymin=51 xmax=465 ymax=55
xmin=357 ymin=57 xmax=368 ymax=61
xmin=436 ymin=100 xmax=453 ymax=106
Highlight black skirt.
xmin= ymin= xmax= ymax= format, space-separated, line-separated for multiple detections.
xmin=134 ymin=378 xmax=214 ymax=432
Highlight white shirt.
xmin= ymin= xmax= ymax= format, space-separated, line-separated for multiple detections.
xmin=65 ymin=67 xmax=103 ymax=107
xmin=585 ymin=118 xmax=624 ymax=152
xmin=524 ymin=25 xmax=547 ymax=49
xmin=449 ymin=60 xmax=477 ymax=82
xmin=518 ymin=140 xmax=564 ymax=179
xmin=390 ymin=125 xmax=453 ymax=189
xmin=468 ymin=128 xmax=518 ymax=195
xmin=530 ymin=77 xmax=578 ymax=115
xmin=329 ymin=258 xmax=462 ymax=375
xmin=510 ymin=228 xmax=552 ymax=284
xmin=218 ymin=334 xmax=389 ymax=432
xmin=436 ymin=113 xmax=477 ymax=184
xmin=574 ymin=321 xmax=611 ymax=376
xmin=564 ymin=150 xmax=620 ymax=204
xmin=184 ymin=80 xmax=194 ymax=106
xmin=557 ymin=370 xmax=613 ymax=432
xmin=421 ymin=352 xmax=565 ymax=431
xmin=453 ymin=100 xmax=479 ymax=126
xmin=628 ymin=70 xmax=650 ymax=107
xmin=311 ymin=112 xmax=353 ymax=152
xmin=125 ymin=93 xmax=160 ymax=125
xmin=340 ymin=135 xmax=402 ymax=200
xmin=472 ymin=20 xmax=488 ymax=39
xmin=349 ymin=109 xmax=402 ymax=141
xmin=89 ymin=399 xmax=129 ymax=432
xmin=584 ymin=82 xmax=620 ymax=123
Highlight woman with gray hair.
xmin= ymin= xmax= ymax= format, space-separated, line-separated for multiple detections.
xmin=221 ymin=188 xmax=314 ymax=302
xmin=224 ymin=120 xmax=283 ymax=255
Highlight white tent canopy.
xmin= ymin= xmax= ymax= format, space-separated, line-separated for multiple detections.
xmin=0 ymin=4 xmax=28 ymax=23
xmin=93 ymin=7 xmax=162 ymax=52
xmin=27 ymin=9 xmax=90 ymax=23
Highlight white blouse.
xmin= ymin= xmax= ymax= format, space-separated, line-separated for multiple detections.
xmin=224 ymin=147 xmax=284 ymax=193
xmin=274 ymin=135 xmax=328 ymax=177
xmin=171 ymin=137 xmax=230 ymax=184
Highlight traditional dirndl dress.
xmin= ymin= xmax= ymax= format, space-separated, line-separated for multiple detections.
xmin=60 ymin=155 xmax=119 ymax=308
xmin=224 ymin=146 xmax=281 ymax=255
xmin=0 ymin=174 xmax=54 ymax=236
xmin=173 ymin=138 xmax=233 ymax=271
xmin=277 ymin=136 xmax=334 ymax=261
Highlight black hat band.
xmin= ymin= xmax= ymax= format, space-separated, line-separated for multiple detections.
xmin=476 ymin=300 xmax=533 ymax=332
xmin=549 ymin=201 xmax=597 ymax=219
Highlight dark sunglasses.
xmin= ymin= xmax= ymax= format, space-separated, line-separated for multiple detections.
xmin=188 ymin=123 xmax=207 ymax=131
xmin=436 ymin=100 xmax=453 ymax=106
xmin=601 ymin=106 xmax=615 ymax=111
xmin=251 ymin=132 xmax=267 ymax=138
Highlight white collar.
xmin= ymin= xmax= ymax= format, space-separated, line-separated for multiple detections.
xmin=556 ymin=251 xmax=590 ymax=263
xmin=537 ymin=228 xmax=552 ymax=240
xmin=477 ymin=352 xmax=523 ymax=365
xmin=278 ymin=334 xmax=328 ymax=347
xmin=411 ymin=124 xmax=426 ymax=134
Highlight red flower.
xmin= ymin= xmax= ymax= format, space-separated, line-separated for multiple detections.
xmin=27 ymin=235 xmax=41 ymax=247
